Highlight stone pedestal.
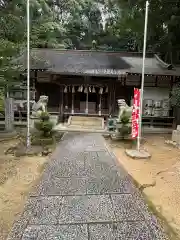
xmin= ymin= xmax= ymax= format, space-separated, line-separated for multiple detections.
xmin=30 ymin=116 xmax=38 ymax=130
xmin=125 ymin=149 xmax=151 ymax=159
xmin=172 ymin=126 xmax=180 ymax=145
xmin=50 ymin=115 xmax=58 ymax=126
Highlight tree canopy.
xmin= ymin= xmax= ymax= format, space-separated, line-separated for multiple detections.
xmin=104 ymin=0 xmax=180 ymax=63
xmin=1 ymin=0 xmax=180 ymax=91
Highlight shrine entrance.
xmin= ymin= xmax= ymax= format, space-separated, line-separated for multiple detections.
xmin=63 ymin=85 xmax=109 ymax=116
xmin=79 ymin=92 xmax=98 ymax=114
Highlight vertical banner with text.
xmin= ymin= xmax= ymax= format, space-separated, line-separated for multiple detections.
xmin=132 ymin=88 xmax=140 ymax=139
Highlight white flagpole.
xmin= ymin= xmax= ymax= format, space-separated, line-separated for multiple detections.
xmin=27 ymin=0 xmax=31 ymax=148
xmin=137 ymin=0 xmax=149 ymax=151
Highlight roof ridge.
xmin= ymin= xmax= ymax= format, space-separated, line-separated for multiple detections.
xmin=32 ymin=48 xmax=155 ymax=57
xmin=154 ymin=54 xmax=173 ymax=70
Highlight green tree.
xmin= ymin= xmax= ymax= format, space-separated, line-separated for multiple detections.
xmin=171 ymin=84 xmax=180 ymax=108
xmin=0 ymin=0 xmax=65 ymax=95
xmin=0 ymin=0 xmax=26 ymax=94
xmin=104 ymin=0 xmax=180 ymax=62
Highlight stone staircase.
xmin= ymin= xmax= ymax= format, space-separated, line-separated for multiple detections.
xmin=68 ymin=116 xmax=104 ymax=130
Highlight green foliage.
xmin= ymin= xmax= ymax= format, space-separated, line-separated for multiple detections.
xmin=116 ymin=110 xmax=132 ymax=138
xmin=1 ymin=0 xmax=180 ymax=87
xmin=171 ymin=84 xmax=180 ymax=107
xmin=120 ymin=111 xmax=130 ymax=124
xmin=0 ymin=0 xmax=65 ymax=92
xmin=34 ymin=120 xmax=53 ymax=137
xmin=40 ymin=111 xmax=50 ymax=121
xmin=34 ymin=111 xmax=53 ymax=137
xmin=0 ymin=90 xmax=4 ymax=112
xmin=105 ymin=0 xmax=180 ymax=63
xmin=121 ymin=125 xmax=131 ymax=137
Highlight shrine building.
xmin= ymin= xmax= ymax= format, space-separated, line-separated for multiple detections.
xmin=14 ymin=49 xmax=180 ymax=128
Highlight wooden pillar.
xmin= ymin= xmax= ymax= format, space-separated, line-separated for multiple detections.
xmin=85 ymin=86 xmax=88 ymax=114
xmin=71 ymin=86 xmax=74 ymax=114
xmin=111 ymin=81 xmax=116 ymax=115
xmin=155 ymin=76 xmax=158 ymax=87
xmin=108 ymin=83 xmax=112 ymax=115
xmin=64 ymin=86 xmax=68 ymax=110
xmin=99 ymin=94 xmax=102 ymax=116
xmin=59 ymin=85 xmax=64 ymax=121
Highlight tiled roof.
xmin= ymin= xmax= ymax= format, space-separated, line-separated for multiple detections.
xmin=17 ymin=49 xmax=180 ymax=76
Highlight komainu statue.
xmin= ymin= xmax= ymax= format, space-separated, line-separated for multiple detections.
xmin=31 ymin=95 xmax=48 ymax=117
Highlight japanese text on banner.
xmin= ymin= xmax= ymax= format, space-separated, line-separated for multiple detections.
xmin=132 ymin=88 xmax=140 ymax=139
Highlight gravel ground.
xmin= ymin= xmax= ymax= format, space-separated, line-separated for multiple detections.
xmin=7 ymin=133 xmax=168 ymax=240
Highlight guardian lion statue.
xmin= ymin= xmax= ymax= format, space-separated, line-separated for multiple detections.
xmin=31 ymin=95 xmax=48 ymax=117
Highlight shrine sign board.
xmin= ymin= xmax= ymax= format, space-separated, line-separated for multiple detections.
xmin=5 ymin=98 xmax=14 ymax=131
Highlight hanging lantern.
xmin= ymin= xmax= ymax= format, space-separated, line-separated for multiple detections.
xmin=92 ymin=86 xmax=96 ymax=93
xmin=72 ymin=86 xmax=75 ymax=93
xmin=78 ymin=86 xmax=81 ymax=92
xmin=64 ymin=86 xmax=67 ymax=93
xmin=99 ymin=87 xmax=103 ymax=94
xmin=105 ymin=86 xmax=108 ymax=93
xmin=79 ymin=85 xmax=83 ymax=92
xmin=84 ymin=87 xmax=88 ymax=93
xmin=78 ymin=86 xmax=83 ymax=92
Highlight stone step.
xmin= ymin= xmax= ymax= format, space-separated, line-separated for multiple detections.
xmin=68 ymin=125 xmax=103 ymax=130
xmin=70 ymin=116 xmax=102 ymax=122
xmin=70 ymin=120 xmax=102 ymax=126
xmin=69 ymin=116 xmax=104 ymax=129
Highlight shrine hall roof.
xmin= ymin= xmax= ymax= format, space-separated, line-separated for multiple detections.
xmin=17 ymin=48 xmax=180 ymax=76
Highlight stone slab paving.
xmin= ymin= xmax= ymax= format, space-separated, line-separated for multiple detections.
xmin=8 ymin=133 xmax=168 ymax=240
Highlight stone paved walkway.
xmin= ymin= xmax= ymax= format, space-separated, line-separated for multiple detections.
xmin=8 ymin=133 xmax=168 ymax=240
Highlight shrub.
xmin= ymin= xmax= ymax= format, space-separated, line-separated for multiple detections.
xmin=41 ymin=121 xmax=53 ymax=136
xmin=40 ymin=112 xmax=50 ymax=121
xmin=119 ymin=110 xmax=131 ymax=139
xmin=121 ymin=125 xmax=131 ymax=136
xmin=120 ymin=111 xmax=130 ymax=124
xmin=34 ymin=112 xmax=53 ymax=137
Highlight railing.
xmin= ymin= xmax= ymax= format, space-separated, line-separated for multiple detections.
xmin=0 ymin=111 xmax=28 ymax=130
xmin=0 ymin=110 xmax=60 ymax=130
xmin=142 ymin=116 xmax=174 ymax=128
xmin=0 ymin=110 xmax=174 ymax=131
xmin=110 ymin=115 xmax=174 ymax=129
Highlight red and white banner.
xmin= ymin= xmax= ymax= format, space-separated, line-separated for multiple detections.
xmin=132 ymin=88 xmax=140 ymax=139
